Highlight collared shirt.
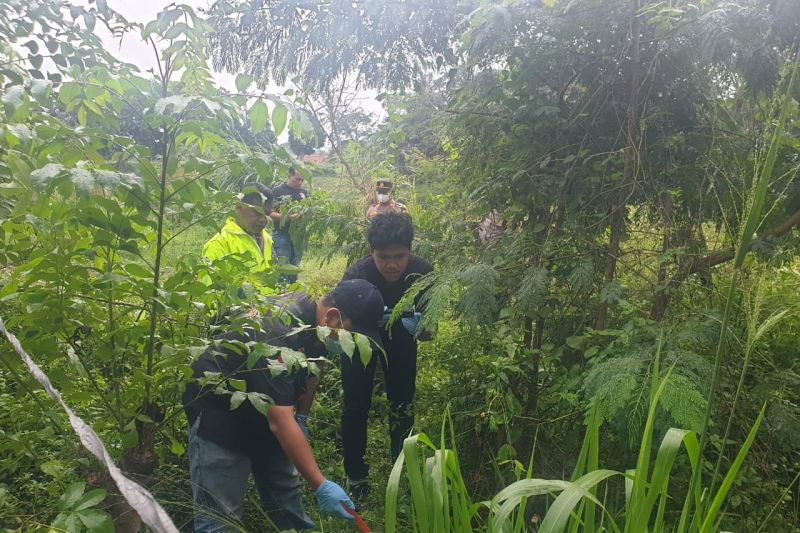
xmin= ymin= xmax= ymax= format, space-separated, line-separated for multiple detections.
xmin=366 ymin=200 xmax=408 ymax=219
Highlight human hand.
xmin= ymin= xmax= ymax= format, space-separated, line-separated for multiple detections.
xmin=294 ymin=413 xmax=309 ymax=439
xmin=401 ymin=312 xmax=423 ymax=337
xmin=315 ymin=480 xmax=355 ymax=520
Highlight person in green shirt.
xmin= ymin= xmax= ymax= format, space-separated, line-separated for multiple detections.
xmin=203 ymin=184 xmax=276 ymax=297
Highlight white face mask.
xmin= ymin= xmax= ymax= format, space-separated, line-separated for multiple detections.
xmin=377 ymin=193 xmax=390 ymax=203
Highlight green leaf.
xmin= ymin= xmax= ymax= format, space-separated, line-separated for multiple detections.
xmin=2 ymin=85 xmax=25 ymax=112
xmin=30 ymin=54 xmax=43 ymax=70
xmin=41 ymin=460 xmax=65 ymax=478
xmin=121 ymin=429 xmax=138 ymax=448
xmin=537 ymin=470 xmax=618 ymax=533
xmin=142 ymin=20 xmax=159 ymax=38
xmin=77 ymin=105 xmax=88 ymax=126
xmin=316 ymin=326 xmax=331 ymax=343
xmin=76 ymin=508 xmax=113 ymax=532
xmin=62 ymin=481 xmax=86 ymax=509
xmin=566 ymin=336 xmax=585 ymax=349
xmin=700 ymin=404 xmax=767 ymax=532
xmin=229 ymin=378 xmax=247 ymax=392
xmin=58 ymin=82 xmax=82 ymax=105
xmin=23 ymin=40 xmax=38 ymax=54
xmin=230 ymin=391 xmax=246 ymax=410
xmin=338 ymin=329 xmax=355 ymax=357
xmin=123 ymin=263 xmax=152 ymax=278
xmin=65 ymin=513 xmax=81 ymax=533
xmin=235 ymin=73 xmax=253 ymax=92
xmin=74 ymin=489 xmax=106 ymax=511
xmin=170 ymin=438 xmax=186 ymax=456
xmin=250 ymin=99 xmax=268 ymax=134
xmin=30 ymin=163 xmax=63 ymax=184
xmin=83 ymin=11 xmax=96 ymax=31
xmin=355 ymin=333 xmax=373 ymax=367
xmin=154 ymin=95 xmax=192 ymax=115
xmin=30 ymin=79 xmax=51 ymax=99
xmin=247 ymin=392 xmax=273 ymax=416
xmin=157 ymin=8 xmax=183 ymax=32
xmin=272 ymin=104 xmax=288 ymax=136
xmin=163 ymin=22 xmax=188 ymax=40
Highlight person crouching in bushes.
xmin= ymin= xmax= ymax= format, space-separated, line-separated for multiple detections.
xmin=183 ymin=279 xmax=386 ymax=531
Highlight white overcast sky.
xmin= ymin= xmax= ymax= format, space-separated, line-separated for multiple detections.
xmin=89 ymin=0 xmax=239 ymax=91
xmin=82 ymin=0 xmax=381 ymax=118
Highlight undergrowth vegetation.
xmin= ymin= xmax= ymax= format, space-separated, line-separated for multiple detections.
xmin=1 ymin=0 xmax=800 ymax=532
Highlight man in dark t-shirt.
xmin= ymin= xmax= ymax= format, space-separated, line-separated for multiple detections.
xmin=183 ymin=280 xmax=385 ymax=532
xmin=270 ymin=166 xmax=309 ymax=283
xmin=340 ymin=213 xmax=434 ymax=500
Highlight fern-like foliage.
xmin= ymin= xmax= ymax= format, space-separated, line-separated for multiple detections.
xmin=456 ymin=263 xmax=500 ymax=326
xmin=516 ymin=265 xmax=550 ymax=317
xmin=392 ymin=261 xmax=500 ymax=331
xmin=568 ymin=258 xmax=594 ymax=292
xmin=582 ymin=317 xmax=715 ymax=444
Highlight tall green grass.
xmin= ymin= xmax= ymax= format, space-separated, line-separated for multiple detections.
xmin=385 ymin=359 xmax=766 ymax=532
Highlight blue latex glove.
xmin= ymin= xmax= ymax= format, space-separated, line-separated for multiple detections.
xmin=315 ymin=480 xmax=355 ymax=520
xmin=294 ymin=413 xmax=309 ymax=439
xmin=401 ymin=312 xmax=423 ymax=337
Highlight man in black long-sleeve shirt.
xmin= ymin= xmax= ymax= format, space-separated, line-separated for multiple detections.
xmin=340 ymin=213 xmax=433 ymax=500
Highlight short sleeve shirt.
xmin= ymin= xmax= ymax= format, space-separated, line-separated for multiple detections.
xmin=183 ymin=292 xmax=321 ymax=453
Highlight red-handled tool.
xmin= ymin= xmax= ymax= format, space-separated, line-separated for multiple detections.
xmin=342 ymin=504 xmax=372 ymax=533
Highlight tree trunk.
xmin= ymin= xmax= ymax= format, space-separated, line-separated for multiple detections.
xmin=595 ymin=0 xmax=642 ymax=330
xmin=651 ymin=192 xmax=674 ymax=321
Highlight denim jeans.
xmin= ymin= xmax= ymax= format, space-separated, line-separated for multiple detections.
xmin=188 ymin=413 xmax=315 ymax=532
xmin=271 ymin=231 xmax=302 ymax=283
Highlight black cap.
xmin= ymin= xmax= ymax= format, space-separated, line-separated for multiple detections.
xmin=376 ymin=179 xmax=393 ymax=190
xmin=331 ymin=279 xmax=385 ymax=349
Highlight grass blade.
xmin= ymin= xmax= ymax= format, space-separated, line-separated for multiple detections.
xmin=700 ymin=403 xmax=767 ymax=533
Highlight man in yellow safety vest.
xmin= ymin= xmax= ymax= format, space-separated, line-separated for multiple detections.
xmin=203 ymin=183 xmax=276 ymax=297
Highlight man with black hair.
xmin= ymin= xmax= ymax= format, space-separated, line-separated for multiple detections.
xmin=270 ymin=166 xmax=309 ymax=283
xmin=184 ymin=279 xmax=385 ymax=532
xmin=339 ymin=212 xmax=434 ymax=501
xmin=203 ymin=183 xmax=275 ymax=294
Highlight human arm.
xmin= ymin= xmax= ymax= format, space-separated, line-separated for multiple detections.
xmin=293 ymin=374 xmax=319 ymax=438
xmin=269 ymin=209 xmax=299 ymax=222
xmin=294 ymin=375 xmax=319 ymax=416
xmin=268 ymin=405 xmax=325 ymax=488
xmin=268 ymin=406 xmax=354 ymax=519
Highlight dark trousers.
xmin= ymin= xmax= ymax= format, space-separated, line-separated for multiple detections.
xmin=340 ymin=326 xmax=417 ymax=481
